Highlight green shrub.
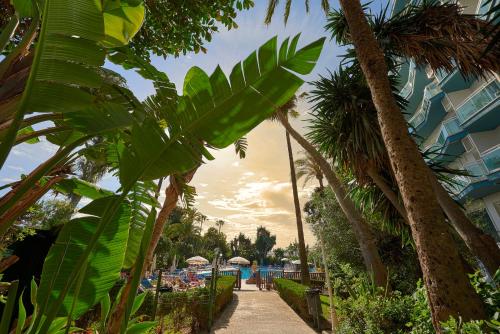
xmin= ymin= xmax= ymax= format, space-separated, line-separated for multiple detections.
xmin=153 ymin=275 xmax=236 ymax=332
xmin=273 ymin=278 xmax=311 ymax=322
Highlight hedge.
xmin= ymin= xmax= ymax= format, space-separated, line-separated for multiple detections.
xmin=139 ymin=275 xmax=236 ymax=332
xmin=274 ymin=278 xmax=330 ymax=328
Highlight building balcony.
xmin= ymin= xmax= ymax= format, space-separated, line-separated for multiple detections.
xmin=435 ymin=68 xmax=474 ymax=93
xmin=448 ymin=146 xmax=500 ymax=203
xmin=424 ymin=117 xmax=466 ymax=163
xmin=401 ymin=64 xmax=433 ymax=118
xmin=456 ymin=79 xmax=500 ymax=132
xmin=409 ymin=83 xmax=446 ymax=138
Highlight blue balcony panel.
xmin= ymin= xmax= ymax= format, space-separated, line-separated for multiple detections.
xmin=396 ymin=61 xmax=411 ymax=91
xmin=436 ymin=69 xmax=474 ymax=93
xmin=433 ymin=130 xmax=467 ymax=164
xmin=414 ymin=91 xmax=446 ymax=138
xmin=391 ymin=0 xmax=409 ymax=15
xmin=455 ymin=170 xmax=500 ymax=204
xmin=459 ymin=90 xmax=500 ymax=133
xmin=403 ymin=68 xmax=433 ymax=119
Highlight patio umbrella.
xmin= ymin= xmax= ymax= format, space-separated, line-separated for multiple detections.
xmin=228 ymin=256 xmax=251 ymax=265
xmin=186 ymin=256 xmax=209 ymax=265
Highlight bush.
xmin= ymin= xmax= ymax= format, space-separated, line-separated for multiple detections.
xmin=274 ymin=278 xmax=311 ymax=322
xmin=147 ymin=275 xmax=236 ymax=332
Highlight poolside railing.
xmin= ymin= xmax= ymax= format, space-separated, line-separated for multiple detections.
xmin=218 ymin=269 xmax=242 ymax=290
xmin=256 ymin=270 xmax=326 ymax=290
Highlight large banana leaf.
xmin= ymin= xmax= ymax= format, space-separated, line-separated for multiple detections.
xmin=119 ymin=34 xmax=325 ymax=187
xmin=123 ymin=180 xmax=159 ymax=268
xmin=35 ymin=34 xmax=325 ymax=329
xmin=36 ymin=196 xmax=131 ymax=320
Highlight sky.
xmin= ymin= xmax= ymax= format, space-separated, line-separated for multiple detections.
xmin=1 ymin=0 xmax=386 ymax=248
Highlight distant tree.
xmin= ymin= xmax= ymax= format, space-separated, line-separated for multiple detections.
xmin=202 ymin=227 xmax=230 ymax=261
xmin=215 ymin=219 xmax=225 ymax=233
xmin=230 ymin=233 xmax=255 ymax=261
xmin=254 ymin=226 xmax=276 ymax=265
xmin=270 ymin=247 xmax=286 ymax=265
xmin=1 ymin=199 xmax=73 ymax=252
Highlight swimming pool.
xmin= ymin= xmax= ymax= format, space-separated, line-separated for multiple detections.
xmin=239 ymin=267 xmax=285 ymax=279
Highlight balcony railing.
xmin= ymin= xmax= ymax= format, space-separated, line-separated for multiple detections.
xmin=482 ymin=146 xmax=500 ymax=173
xmin=456 ymin=80 xmax=500 ymax=123
xmin=448 ymin=146 xmax=500 ymax=196
xmin=423 ymin=117 xmax=462 ymax=158
xmin=400 ymin=61 xmax=416 ymax=99
xmin=409 ymin=83 xmax=441 ymax=128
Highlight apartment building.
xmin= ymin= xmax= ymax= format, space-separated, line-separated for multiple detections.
xmin=392 ymin=0 xmax=500 ymax=238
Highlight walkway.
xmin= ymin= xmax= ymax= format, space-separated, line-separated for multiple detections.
xmin=211 ymin=282 xmax=316 ymax=334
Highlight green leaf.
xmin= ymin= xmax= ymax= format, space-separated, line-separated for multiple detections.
xmin=53 ymin=178 xmax=114 ymax=200
xmin=16 ymin=126 xmax=40 ymax=144
xmin=100 ymin=294 xmax=111 ymax=324
xmin=0 ymin=0 xmax=106 ymax=167
xmin=130 ymin=292 xmax=146 ymax=316
xmin=11 ymin=0 xmax=34 ymax=17
xmin=186 ymin=35 xmax=325 ymax=148
xmin=126 ymin=321 xmax=157 ymax=334
xmin=36 ymin=196 xmax=131 ymax=319
xmin=123 ymin=181 xmax=158 ymax=269
xmin=102 ymin=0 xmax=145 ymax=47
xmin=15 ymin=291 xmax=26 ymax=334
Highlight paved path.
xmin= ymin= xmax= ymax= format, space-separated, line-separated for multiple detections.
xmin=211 ymin=282 xmax=316 ymax=334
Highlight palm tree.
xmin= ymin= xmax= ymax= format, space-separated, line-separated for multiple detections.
xmin=295 ymin=151 xmax=324 ymax=190
xmin=273 ymin=98 xmax=388 ymax=288
xmin=270 ymin=96 xmax=311 ymax=285
xmin=216 ymin=219 xmax=225 ymax=233
xmin=335 ymin=0 xmax=486 ymax=326
xmin=327 ymin=2 xmax=499 ymax=78
xmin=309 ymin=67 xmax=500 ymax=275
xmin=297 ymin=155 xmax=338 ymax=332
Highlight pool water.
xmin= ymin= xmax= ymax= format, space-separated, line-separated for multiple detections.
xmin=239 ymin=267 xmax=285 ymax=279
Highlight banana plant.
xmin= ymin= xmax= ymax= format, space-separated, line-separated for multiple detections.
xmin=0 ymin=0 xmax=145 ymax=168
xmin=22 ymin=34 xmax=324 ymax=333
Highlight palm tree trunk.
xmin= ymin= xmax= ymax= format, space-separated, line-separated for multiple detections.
xmin=278 ymin=113 xmax=388 ymax=288
xmin=319 ymin=233 xmax=339 ymax=333
xmin=431 ymin=177 xmax=500 ymax=275
xmin=285 ymin=129 xmax=311 ymax=285
xmin=366 ymin=166 xmax=409 ymax=223
xmin=338 ymin=0 xmax=485 ymax=327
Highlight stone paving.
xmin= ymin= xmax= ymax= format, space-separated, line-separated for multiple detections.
xmin=211 ymin=282 xmax=316 ymax=334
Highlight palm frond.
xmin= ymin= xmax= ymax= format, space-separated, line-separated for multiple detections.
xmin=328 ymin=1 xmax=500 ymax=77
xmin=234 ymin=136 xmax=248 ymax=159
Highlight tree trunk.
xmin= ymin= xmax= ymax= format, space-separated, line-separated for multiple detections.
xmin=431 ymin=176 xmax=500 ymax=275
xmin=285 ymin=129 xmax=311 ymax=285
xmin=105 ymin=269 xmax=135 ymax=334
xmin=143 ymin=168 xmax=198 ymax=273
xmin=338 ymin=0 xmax=485 ymax=327
xmin=278 ymin=113 xmax=388 ymax=288
xmin=319 ymin=233 xmax=339 ymax=333
xmin=366 ymin=166 xmax=409 ymax=223
xmin=143 ymin=182 xmax=178 ymax=273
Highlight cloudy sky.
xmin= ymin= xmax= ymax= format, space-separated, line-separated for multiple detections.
xmin=1 ymin=0 xmax=386 ymax=247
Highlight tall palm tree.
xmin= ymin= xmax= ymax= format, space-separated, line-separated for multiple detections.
xmin=273 ymin=98 xmax=388 ymax=288
xmin=295 ymin=151 xmax=324 ymax=189
xmin=309 ymin=67 xmax=500 ymax=275
xmin=216 ymin=219 xmax=225 ymax=233
xmin=271 ymin=96 xmax=311 ymax=285
xmin=297 ymin=154 xmax=338 ymax=332
xmin=336 ymin=0 xmax=486 ymax=326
